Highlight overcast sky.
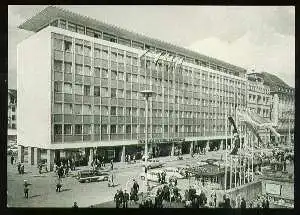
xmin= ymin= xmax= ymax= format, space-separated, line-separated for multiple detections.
xmin=8 ymin=5 xmax=295 ymax=89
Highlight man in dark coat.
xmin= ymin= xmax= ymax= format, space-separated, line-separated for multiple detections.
xmin=114 ymin=190 xmax=121 ymax=208
xmin=199 ymin=191 xmax=207 ymax=207
xmin=123 ymin=190 xmax=129 ymax=208
xmin=17 ymin=162 xmax=21 ymax=174
xmin=240 ymin=197 xmax=246 ymax=208
xmin=11 ymin=156 xmax=14 ymax=165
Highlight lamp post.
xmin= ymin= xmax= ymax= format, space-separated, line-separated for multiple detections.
xmin=141 ymin=90 xmax=154 ymax=192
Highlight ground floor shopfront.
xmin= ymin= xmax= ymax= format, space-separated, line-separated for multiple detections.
xmin=17 ymin=136 xmax=242 ymax=171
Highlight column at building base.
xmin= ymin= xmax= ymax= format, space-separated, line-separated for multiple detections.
xmin=18 ymin=145 xmax=24 ymax=163
xmin=28 ymin=147 xmax=34 ymax=165
xmin=171 ymin=143 xmax=175 ymax=156
xmin=33 ymin=148 xmax=41 ymax=166
xmin=121 ymin=146 xmax=126 ymax=162
xmin=46 ymin=149 xmax=54 ymax=171
xmin=189 ymin=142 xmax=194 ymax=156
xmin=88 ymin=148 xmax=94 ymax=166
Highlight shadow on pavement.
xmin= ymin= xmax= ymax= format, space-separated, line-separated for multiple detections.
xmin=60 ymin=188 xmax=72 ymax=192
xmin=29 ymin=194 xmax=41 ymax=198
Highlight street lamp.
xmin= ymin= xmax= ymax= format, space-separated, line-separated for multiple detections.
xmin=141 ymin=89 xmax=154 ymax=192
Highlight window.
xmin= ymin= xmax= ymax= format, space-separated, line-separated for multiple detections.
xmin=111 ymin=70 xmax=117 ymax=80
xmin=54 ymin=82 xmax=62 ymax=92
xmin=54 ymin=103 xmax=62 ymax=113
xmin=67 ymin=22 xmax=76 ymax=32
xmin=117 ymin=89 xmax=124 ymax=98
xmin=75 ymin=84 xmax=83 ymax=95
xmin=126 ymin=125 xmax=131 ymax=134
xmin=54 ymin=60 xmax=63 ymax=72
xmin=118 ymin=107 xmax=123 ymax=115
xmin=54 ymin=124 xmax=62 ymax=135
xmin=64 ymin=63 xmax=72 ymax=73
xmin=64 ymin=41 xmax=72 ymax=52
xmin=75 ymin=43 xmax=83 ymax=54
xmin=83 ymin=105 xmax=92 ymax=115
xmin=94 ymin=67 xmax=100 ymax=77
xmin=83 ymin=125 xmax=91 ymax=134
xmin=64 ymin=124 xmax=72 ymax=134
xmin=64 ymin=103 xmax=73 ymax=114
xmin=126 ymin=73 xmax=131 ymax=82
xmin=75 ymin=64 xmax=83 ymax=75
xmin=93 ymin=105 xmax=100 ymax=114
xmin=118 ymin=125 xmax=124 ymax=133
xmin=94 ymin=124 xmax=100 ymax=134
xmin=94 ymin=86 xmax=100 ymax=97
xmin=101 ymin=87 xmax=108 ymax=97
xmin=126 ymin=107 xmax=131 ymax=116
xmin=59 ymin=19 xmax=66 ymax=29
xmin=94 ymin=48 xmax=101 ymax=58
xmin=102 ymin=69 xmax=108 ymax=78
xmin=111 ymin=52 xmax=117 ymax=61
xmin=102 ymin=106 xmax=108 ymax=115
xmin=132 ymin=108 xmax=137 ymax=116
xmin=110 ymin=125 xmax=116 ymax=134
xmin=12 ymin=107 xmax=16 ymax=112
xmin=132 ymin=74 xmax=138 ymax=82
xmin=84 ymin=66 xmax=91 ymax=76
xmin=101 ymin=125 xmax=107 ymax=134
xmin=84 ymin=46 xmax=91 ymax=56
xmin=64 ymin=83 xmax=72 ymax=94
xmin=118 ymin=72 xmax=124 ymax=80
xmin=75 ymin=124 xmax=82 ymax=134
xmin=102 ymin=49 xmax=108 ymax=58
xmin=118 ymin=54 xmax=124 ymax=62
xmin=103 ymin=33 xmax=117 ymax=43
xmin=111 ymin=106 xmax=117 ymax=116
xmin=12 ymin=124 xmax=16 ymax=129
xmin=53 ymin=38 xmax=63 ymax=50
xmin=126 ymin=55 xmax=132 ymax=64
xmin=118 ymin=37 xmax=131 ymax=47
xmin=111 ymin=88 xmax=117 ymax=98
xmin=84 ymin=85 xmax=90 ymax=96
xmin=77 ymin=25 xmax=85 ymax=34
xmin=74 ymin=105 xmax=82 ymax=114
xmin=140 ymin=108 xmax=145 ymax=117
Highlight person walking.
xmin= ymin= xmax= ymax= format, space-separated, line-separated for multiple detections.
xmin=114 ymin=190 xmax=121 ymax=208
xmin=110 ymin=160 xmax=114 ymax=170
xmin=21 ymin=164 xmax=25 ymax=174
xmin=241 ymin=197 xmax=246 ymax=208
xmin=17 ymin=162 xmax=21 ymax=174
xmin=72 ymin=202 xmax=78 ymax=208
xmin=123 ymin=190 xmax=129 ymax=208
xmin=56 ymin=178 xmax=62 ymax=192
xmin=23 ymin=180 xmax=31 ymax=199
xmin=11 ymin=156 xmax=14 ymax=165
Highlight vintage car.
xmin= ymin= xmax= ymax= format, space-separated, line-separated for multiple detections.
xmin=139 ymin=169 xmax=163 ymax=182
xmin=77 ymin=170 xmax=109 ymax=183
xmin=163 ymin=167 xmax=185 ymax=179
xmin=142 ymin=159 xmax=164 ymax=170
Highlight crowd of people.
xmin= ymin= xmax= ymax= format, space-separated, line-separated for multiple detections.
xmin=114 ymin=179 xmax=139 ymax=208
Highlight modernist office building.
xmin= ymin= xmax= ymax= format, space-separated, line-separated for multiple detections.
xmin=246 ymin=73 xmax=272 ymax=145
xmin=17 ymin=6 xmax=248 ymax=169
xmin=8 ymin=89 xmax=17 ymax=142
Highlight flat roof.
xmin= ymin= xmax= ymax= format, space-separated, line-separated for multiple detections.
xmin=19 ymin=6 xmax=247 ymax=74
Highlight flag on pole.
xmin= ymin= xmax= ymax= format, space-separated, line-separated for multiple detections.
xmin=138 ymin=49 xmax=150 ymax=59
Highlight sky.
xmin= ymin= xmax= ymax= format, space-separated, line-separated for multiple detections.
xmin=8 ymin=5 xmax=295 ymax=89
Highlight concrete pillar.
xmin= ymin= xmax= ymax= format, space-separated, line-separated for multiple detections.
xmin=46 ymin=149 xmax=54 ymax=171
xmin=220 ymin=140 xmax=224 ymax=150
xmin=189 ymin=142 xmax=194 ymax=156
xmin=27 ymin=147 xmax=34 ymax=165
xmin=88 ymin=148 xmax=94 ymax=166
xmin=121 ymin=145 xmax=126 ymax=162
xmin=33 ymin=148 xmax=41 ymax=166
xmin=18 ymin=145 xmax=24 ymax=163
xmin=171 ymin=142 xmax=175 ymax=156
xmin=206 ymin=140 xmax=210 ymax=152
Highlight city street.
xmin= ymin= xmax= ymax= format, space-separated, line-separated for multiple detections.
xmin=7 ymin=150 xmax=226 ymax=207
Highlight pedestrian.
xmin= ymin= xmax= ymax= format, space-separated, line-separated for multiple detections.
xmin=11 ymin=155 xmax=14 ymax=165
xmin=23 ymin=180 xmax=31 ymax=199
xmin=133 ymin=155 xmax=136 ymax=163
xmin=241 ymin=197 xmax=246 ymax=208
xmin=56 ymin=178 xmax=62 ymax=192
xmin=17 ymin=162 xmax=21 ymax=174
xmin=21 ymin=164 xmax=25 ymax=174
xmin=123 ymin=189 xmax=129 ymax=208
xmin=72 ymin=202 xmax=78 ymax=208
xmin=158 ymin=172 xmax=161 ymax=184
xmin=114 ymin=190 xmax=121 ymax=208
xmin=110 ymin=160 xmax=114 ymax=170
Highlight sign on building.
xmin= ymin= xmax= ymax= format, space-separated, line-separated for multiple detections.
xmin=266 ymin=183 xmax=282 ymax=195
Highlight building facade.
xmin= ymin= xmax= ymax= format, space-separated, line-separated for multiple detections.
xmin=246 ymin=73 xmax=271 ymax=144
xmin=8 ymin=89 xmax=17 ymax=142
xmin=17 ymin=6 xmax=248 ymax=169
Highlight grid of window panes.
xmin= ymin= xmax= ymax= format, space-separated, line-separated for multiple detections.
xmin=51 ymin=32 xmax=247 ymax=143
xmin=49 ymin=19 xmax=246 ymax=79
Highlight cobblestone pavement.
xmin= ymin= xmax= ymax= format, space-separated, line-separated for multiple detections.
xmin=7 ymin=150 xmax=229 ymax=208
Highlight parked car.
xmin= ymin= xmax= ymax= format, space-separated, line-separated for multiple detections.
xmin=77 ymin=170 xmax=109 ymax=183
xmin=142 ymin=159 xmax=164 ymax=170
xmin=140 ymin=169 xmax=163 ymax=182
xmin=163 ymin=167 xmax=185 ymax=179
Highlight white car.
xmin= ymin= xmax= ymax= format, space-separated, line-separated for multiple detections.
xmin=142 ymin=159 xmax=164 ymax=170
xmin=140 ymin=169 xmax=163 ymax=182
xmin=163 ymin=167 xmax=185 ymax=179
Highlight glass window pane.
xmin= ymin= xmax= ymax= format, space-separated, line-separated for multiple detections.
xmin=84 ymin=66 xmax=91 ymax=76
xmin=54 ymin=103 xmax=62 ymax=113
xmin=53 ymin=38 xmax=63 ymax=50
xmin=64 ymin=62 xmax=72 ymax=73
xmin=64 ymin=83 xmax=72 ymax=94
xmin=75 ymin=84 xmax=83 ymax=95
xmin=54 ymin=124 xmax=62 ymax=135
xmin=64 ymin=124 xmax=72 ymax=134
xmin=64 ymin=41 xmax=72 ymax=52
xmin=75 ymin=64 xmax=83 ymax=75
xmin=74 ymin=104 xmax=82 ymax=114
xmin=94 ymin=86 xmax=100 ymax=97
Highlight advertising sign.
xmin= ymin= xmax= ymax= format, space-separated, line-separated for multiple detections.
xmin=266 ymin=183 xmax=281 ymax=195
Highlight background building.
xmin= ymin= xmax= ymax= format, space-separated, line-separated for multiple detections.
xmin=246 ymin=73 xmax=272 ymax=144
xmin=8 ymin=89 xmax=17 ymax=142
xmin=259 ymin=72 xmax=295 ymax=145
xmin=18 ymin=6 xmax=249 ymax=169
